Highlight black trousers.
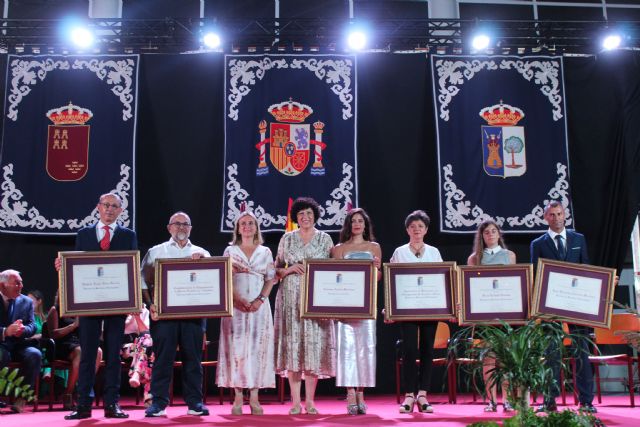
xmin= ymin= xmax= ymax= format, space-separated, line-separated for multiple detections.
xmin=401 ymin=321 xmax=437 ymax=394
xmin=149 ymin=319 xmax=204 ymax=408
xmin=545 ymin=324 xmax=594 ymax=405
xmin=77 ymin=315 xmax=125 ymax=407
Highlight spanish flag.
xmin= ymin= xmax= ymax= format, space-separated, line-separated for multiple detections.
xmin=285 ymin=197 xmax=298 ymax=232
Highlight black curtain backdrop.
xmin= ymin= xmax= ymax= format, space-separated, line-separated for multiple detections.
xmin=0 ymin=51 xmax=638 ymax=395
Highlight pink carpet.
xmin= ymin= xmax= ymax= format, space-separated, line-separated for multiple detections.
xmin=1 ymin=394 xmax=638 ymax=426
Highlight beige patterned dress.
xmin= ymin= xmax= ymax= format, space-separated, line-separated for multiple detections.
xmin=274 ymin=230 xmax=336 ymax=378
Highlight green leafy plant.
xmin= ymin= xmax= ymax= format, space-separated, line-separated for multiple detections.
xmin=0 ymin=366 xmax=35 ymax=402
xmin=467 ymin=407 xmax=604 ymax=427
xmin=449 ymin=319 xmax=591 ymax=412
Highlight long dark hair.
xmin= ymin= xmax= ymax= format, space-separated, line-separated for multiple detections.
xmin=27 ymin=289 xmax=46 ymax=323
xmin=339 ymin=208 xmax=375 ymax=243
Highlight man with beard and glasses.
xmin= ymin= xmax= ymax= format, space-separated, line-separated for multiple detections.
xmin=140 ymin=212 xmax=211 ymax=417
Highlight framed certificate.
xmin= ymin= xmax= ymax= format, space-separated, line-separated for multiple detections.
xmin=458 ymin=264 xmax=533 ymax=325
xmin=301 ymin=259 xmax=377 ymax=319
xmin=532 ymin=258 xmax=616 ymax=329
xmin=383 ymin=262 xmax=457 ymax=322
xmin=58 ymin=250 xmax=142 ymax=317
xmin=154 ymin=257 xmax=233 ymax=319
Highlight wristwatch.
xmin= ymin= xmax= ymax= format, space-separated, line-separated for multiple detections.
xmin=256 ymin=294 xmax=267 ymax=303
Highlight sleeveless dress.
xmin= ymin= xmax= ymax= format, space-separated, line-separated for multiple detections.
xmin=335 ymin=251 xmax=376 ymax=387
xmin=274 ymin=230 xmax=336 ymax=378
xmin=217 ymin=245 xmax=276 ymax=388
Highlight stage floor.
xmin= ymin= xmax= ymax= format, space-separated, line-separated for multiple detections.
xmin=1 ymin=394 xmax=638 ymax=426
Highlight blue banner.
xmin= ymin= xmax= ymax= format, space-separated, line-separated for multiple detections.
xmin=222 ymin=54 xmax=357 ymax=232
xmin=431 ymin=55 xmax=573 ymax=233
xmin=0 ymin=55 xmax=139 ymax=235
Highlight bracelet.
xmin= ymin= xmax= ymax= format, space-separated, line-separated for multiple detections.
xmin=256 ymin=294 xmax=267 ymax=303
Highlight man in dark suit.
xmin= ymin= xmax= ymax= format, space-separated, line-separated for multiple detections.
xmin=64 ymin=193 xmax=138 ymax=420
xmin=0 ymin=269 xmax=42 ymax=413
xmin=530 ymin=200 xmax=595 ymax=413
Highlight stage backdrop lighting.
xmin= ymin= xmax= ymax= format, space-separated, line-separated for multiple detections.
xmin=203 ymin=32 xmax=221 ymax=49
xmin=471 ymin=34 xmax=490 ymax=50
xmin=347 ymin=31 xmax=367 ymax=50
xmin=70 ymin=26 xmax=94 ymax=48
xmin=602 ymin=34 xmax=622 ymax=50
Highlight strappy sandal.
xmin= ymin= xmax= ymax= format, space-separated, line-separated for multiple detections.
xmin=305 ymin=403 xmax=319 ymax=415
xmin=484 ymin=401 xmax=498 ymax=412
xmin=416 ymin=393 xmax=433 ymax=413
xmin=399 ymin=393 xmax=415 ymax=413
xmin=288 ymin=404 xmax=302 ymax=415
xmin=503 ymin=402 xmax=514 ymax=412
xmin=346 ymin=391 xmax=358 ymax=415
xmin=356 ymin=391 xmax=367 ymax=415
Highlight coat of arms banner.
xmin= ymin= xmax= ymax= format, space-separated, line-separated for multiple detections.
xmin=222 ymin=54 xmax=357 ymax=232
xmin=432 ymin=55 xmax=574 ymax=233
xmin=0 ymin=54 xmax=139 ymax=235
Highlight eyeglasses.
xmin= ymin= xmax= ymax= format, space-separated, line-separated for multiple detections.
xmin=169 ymin=222 xmax=192 ymax=228
xmin=99 ymin=202 xmax=121 ymax=209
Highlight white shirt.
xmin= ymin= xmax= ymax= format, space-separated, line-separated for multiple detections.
xmin=96 ymin=221 xmax=116 ymax=242
xmin=390 ymin=243 xmax=443 ymax=263
xmin=140 ymin=238 xmax=211 ymax=290
xmin=547 ymin=228 xmax=567 ymax=250
xmin=483 ymin=245 xmax=502 ymax=255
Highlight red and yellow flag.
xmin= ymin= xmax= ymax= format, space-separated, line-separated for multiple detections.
xmin=285 ymin=197 xmax=298 ymax=232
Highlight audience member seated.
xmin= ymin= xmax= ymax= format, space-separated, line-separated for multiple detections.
xmin=47 ymin=292 xmax=102 ymax=410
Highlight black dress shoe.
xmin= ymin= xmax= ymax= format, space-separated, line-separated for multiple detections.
xmin=65 ymin=407 xmax=92 ymax=420
xmin=104 ymin=403 xmax=129 ymax=419
xmin=535 ymin=401 xmax=558 ymax=413
xmin=579 ymin=402 xmax=597 ymax=413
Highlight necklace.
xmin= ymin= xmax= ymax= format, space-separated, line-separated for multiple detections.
xmin=410 ymin=243 xmax=424 ymax=258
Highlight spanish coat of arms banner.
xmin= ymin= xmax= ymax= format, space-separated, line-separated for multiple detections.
xmin=0 ymin=54 xmax=139 ymax=235
xmin=222 ymin=54 xmax=357 ymax=232
xmin=431 ymin=55 xmax=573 ymax=233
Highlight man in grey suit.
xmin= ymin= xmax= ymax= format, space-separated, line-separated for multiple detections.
xmin=530 ymin=201 xmax=595 ymax=413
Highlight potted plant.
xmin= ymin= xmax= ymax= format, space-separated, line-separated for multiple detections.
xmin=0 ymin=366 xmax=35 ymax=404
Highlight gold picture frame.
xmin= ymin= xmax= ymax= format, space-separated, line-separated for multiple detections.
xmin=153 ymin=256 xmax=233 ymax=319
xmin=58 ymin=250 xmax=142 ymax=317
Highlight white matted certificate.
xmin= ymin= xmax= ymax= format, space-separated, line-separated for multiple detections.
xmin=72 ymin=263 xmax=130 ymax=303
xmin=469 ymin=276 xmax=523 ymax=314
xmin=154 ymin=257 xmax=233 ymax=319
xmin=58 ymin=250 xmax=142 ymax=317
xmin=395 ymin=273 xmax=447 ymax=310
xmin=166 ymin=269 xmax=221 ymax=307
xmin=531 ymin=258 xmax=616 ymax=328
xmin=458 ymin=264 xmax=532 ymax=325
xmin=302 ymin=259 xmax=377 ymax=319
xmin=312 ymin=270 xmax=365 ymax=307
xmin=544 ymin=272 xmax=601 ymax=315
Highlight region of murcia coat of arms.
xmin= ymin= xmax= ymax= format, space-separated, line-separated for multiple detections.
xmin=255 ymin=99 xmax=327 ymax=177
xmin=46 ymin=102 xmax=93 ymax=181
xmin=480 ymin=101 xmax=527 ymax=178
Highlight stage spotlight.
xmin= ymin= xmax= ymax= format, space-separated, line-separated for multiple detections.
xmin=347 ymin=31 xmax=367 ymax=50
xmin=602 ymin=34 xmax=621 ymax=51
xmin=203 ymin=32 xmax=221 ymax=49
xmin=70 ymin=26 xmax=94 ymax=48
xmin=472 ymin=34 xmax=490 ymax=50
